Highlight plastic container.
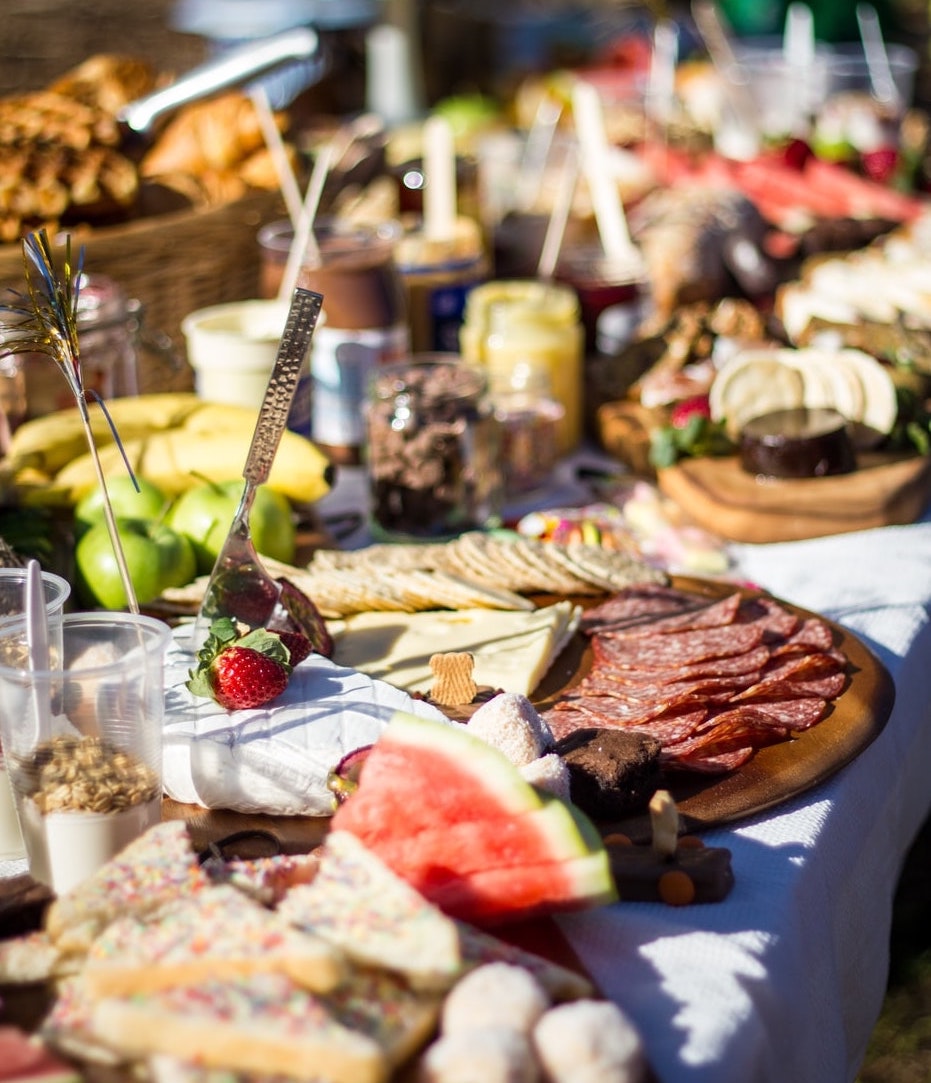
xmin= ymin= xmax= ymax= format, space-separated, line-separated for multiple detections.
xmin=0 ymin=612 xmax=171 ymax=893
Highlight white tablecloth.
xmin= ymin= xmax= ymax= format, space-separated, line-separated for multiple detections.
xmin=558 ymin=517 xmax=931 ymax=1083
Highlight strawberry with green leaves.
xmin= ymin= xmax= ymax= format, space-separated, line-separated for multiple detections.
xmin=187 ymin=618 xmax=294 ymax=711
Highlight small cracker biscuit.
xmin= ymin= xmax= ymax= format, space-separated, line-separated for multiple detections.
xmin=429 ymin=652 xmax=478 ymax=706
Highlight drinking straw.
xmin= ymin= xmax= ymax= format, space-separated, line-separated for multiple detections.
xmin=249 ymin=83 xmax=303 ymax=229
xmin=537 ymin=142 xmax=579 ymax=280
xmin=646 ymin=19 xmax=679 ymax=131
xmin=783 ymin=2 xmax=816 ymax=134
xmin=570 ymin=80 xmax=636 ymax=262
xmin=24 ymin=559 xmax=50 ymax=735
xmin=277 ymin=140 xmax=333 ymax=304
xmin=856 ymin=2 xmax=902 ymax=109
xmin=515 ymin=96 xmax=563 ymax=214
xmin=691 ymin=0 xmax=759 ymax=154
xmin=423 ymin=114 xmax=457 ymax=243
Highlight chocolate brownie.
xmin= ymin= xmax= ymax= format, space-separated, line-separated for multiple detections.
xmin=556 ymin=727 xmax=662 ymax=820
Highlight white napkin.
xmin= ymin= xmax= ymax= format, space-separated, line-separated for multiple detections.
xmin=162 ymin=626 xmax=448 ymax=816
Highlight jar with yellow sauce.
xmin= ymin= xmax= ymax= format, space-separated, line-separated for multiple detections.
xmin=459 ymin=280 xmax=584 ymax=455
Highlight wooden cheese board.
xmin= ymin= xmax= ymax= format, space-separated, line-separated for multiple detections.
xmin=656 ymin=451 xmax=931 ymax=543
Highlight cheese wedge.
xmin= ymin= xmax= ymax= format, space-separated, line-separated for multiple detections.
xmin=330 ymin=601 xmax=581 ymax=698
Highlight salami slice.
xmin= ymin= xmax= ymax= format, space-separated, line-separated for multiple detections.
xmin=579 ymin=584 xmax=706 ymax=635
xmin=594 ymin=621 xmax=765 ymax=668
xmin=722 ymin=696 xmax=827 ymax=731
xmin=770 ymin=617 xmax=835 ymax=655
xmin=731 ymin=651 xmax=844 ymax=701
xmin=736 ymin=595 xmax=800 ymax=641
xmin=663 ymin=746 xmax=756 ymax=774
xmin=591 ymin=644 xmax=773 ymax=685
xmin=574 ymin=671 xmax=759 ymax=706
xmin=604 ymin=592 xmax=742 ymax=638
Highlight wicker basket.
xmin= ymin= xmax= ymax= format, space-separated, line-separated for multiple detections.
xmin=0 ymin=189 xmax=286 ymax=395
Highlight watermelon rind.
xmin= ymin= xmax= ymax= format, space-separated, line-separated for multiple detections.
xmin=423 ymin=850 xmax=618 ymax=924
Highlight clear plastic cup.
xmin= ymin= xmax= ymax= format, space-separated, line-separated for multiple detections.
xmin=0 ymin=567 xmax=70 ymax=862
xmin=0 ymin=611 xmax=171 ymax=892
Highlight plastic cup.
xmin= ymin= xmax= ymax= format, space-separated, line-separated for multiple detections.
xmin=0 ymin=612 xmax=171 ymax=892
xmin=0 ymin=568 xmax=70 ymax=862
xmin=181 ymin=299 xmax=292 ymax=410
xmin=823 ymin=42 xmax=918 ymax=110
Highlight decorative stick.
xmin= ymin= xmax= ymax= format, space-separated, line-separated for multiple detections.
xmin=0 ymin=231 xmax=139 ymax=613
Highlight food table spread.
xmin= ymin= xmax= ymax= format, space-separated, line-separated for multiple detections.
xmin=0 ymin=454 xmax=928 ymax=1082
xmin=309 ymin=461 xmax=931 ymax=1083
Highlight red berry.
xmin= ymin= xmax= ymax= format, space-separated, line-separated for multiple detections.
xmin=861 ymin=147 xmax=899 ymax=184
xmin=780 ymin=138 xmax=813 ymax=171
xmin=276 ymin=629 xmax=313 ymax=665
xmin=210 ymin=646 xmax=290 ymax=711
xmin=670 ymin=395 xmax=712 ymax=428
xmin=187 ymin=617 xmax=293 ymax=711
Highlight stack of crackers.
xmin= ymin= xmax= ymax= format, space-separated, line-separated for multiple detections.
xmin=259 ymin=533 xmax=668 ymax=619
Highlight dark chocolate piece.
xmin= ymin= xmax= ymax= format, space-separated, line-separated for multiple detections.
xmin=556 ymin=727 xmax=662 ymax=819
xmin=606 ymin=838 xmax=735 ymax=904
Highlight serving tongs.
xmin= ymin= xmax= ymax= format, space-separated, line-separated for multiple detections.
xmin=192 ymin=287 xmax=324 ymax=650
xmin=116 ymin=27 xmax=322 ymax=153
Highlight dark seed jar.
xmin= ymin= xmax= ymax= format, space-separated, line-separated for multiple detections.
xmin=366 ymin=355 xmax=503 ymax=541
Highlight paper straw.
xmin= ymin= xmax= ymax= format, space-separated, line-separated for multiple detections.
xmin=856 ymin=2 xmax=901 ymax=108
xmin=277 ymin=141 xmax=333 ymax=303
xmin=783 ymin=3 xmax=815 ymax=133
xmin=515 ymin=95 xmax=563 ymax=214
xmin=249 ymin=83 xmax=303 ymax=229
xmin=423 ymin=114 xmax=457 ymax=243
xmin=570 ymin=80 xmax=635 ymax=261
xmin=646 ymin=19 xmax=679 ymax=128
xmin=537 ymin=143 xmax=579 ymax=280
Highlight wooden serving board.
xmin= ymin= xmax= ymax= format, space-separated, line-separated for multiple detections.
xmin=657 ymin=451 xmax=931 ymax=543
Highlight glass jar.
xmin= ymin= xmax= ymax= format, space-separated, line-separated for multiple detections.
xmin=366 ymin=355 xmax=503 ymax=541
xmin=459 ymin=280 xmax=584 ymax=455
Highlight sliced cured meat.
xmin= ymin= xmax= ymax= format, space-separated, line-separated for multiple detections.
xmin=579 ymin=584 xmax=706 ymax=635
xmin=749 ymin=671 xmax=847 ymax=702
xmin=552 ymin=693 xmax=685 ymax=728
xmin=718 ymin=696 xmax=827 ymax=731
xmin=771 ymin=617 xmax=835 ymax=655
xmin=574 ymin=671 xmax=759 ymax=706
xmin=605 ymin=592 xmax=742 ymax=638
xmin=662 ymin=706 xmax=792 ymax=757
xmin=736 ymin=595 xmax=800 ymax=641
xmin=803 ymin=158 xmax=922 ymax=222
xmin=594 ymin=621 xmax=765 ymax=668
xmin=628 ymin=706 xmax=708 ymax=743
xmin=593 ymin=644 xmax=773 ymax=685
xmin=664 ymin=747 xmax=756 ymax=774
xmin=731 ymin=650 xmax=844 ymax=700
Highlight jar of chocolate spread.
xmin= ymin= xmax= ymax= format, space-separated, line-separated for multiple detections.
xmin=260 ymin=219 xmax=410 ymax=465
xmin=365 ymin=355 xmax=503 ymax=541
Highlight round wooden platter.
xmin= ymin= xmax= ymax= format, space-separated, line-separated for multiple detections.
xmin=532 ymin=576 xmax=896 ymax=843
xmin=656 ymin=451 xmax=931 ymax=543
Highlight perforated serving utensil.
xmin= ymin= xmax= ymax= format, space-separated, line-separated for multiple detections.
xmin=192 ymin=287 xmax=323 ymax=649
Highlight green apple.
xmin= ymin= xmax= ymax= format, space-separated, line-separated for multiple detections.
xmin=75 ymin=517 xmax=197 ymax=610
xmin=74 ymin=476 xmax=169 ymax=536
xmin=167 ymin=480 xmax=296 ymax=574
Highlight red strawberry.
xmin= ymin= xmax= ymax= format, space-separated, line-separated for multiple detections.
xmin=187 ymin=618 xmax=292 ymax=711
xmin=780 ymin=138 xmax=813 ymax=171
xmin=275 ymin=629 xmax=313 ymax=665
xmin=861 ymin=146 xmax=899 ymax=185
xmin=670 ymin=395 xmax=712 ymax=428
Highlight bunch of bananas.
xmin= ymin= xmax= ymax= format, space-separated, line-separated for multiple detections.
xmin=0 ymin=393 xmax=335 ymax=508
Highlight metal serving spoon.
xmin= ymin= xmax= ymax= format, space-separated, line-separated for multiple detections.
xmin=192 ymin=287 xmax=323 ymax=650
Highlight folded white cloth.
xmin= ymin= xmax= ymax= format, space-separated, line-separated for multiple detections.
xmin=162 ymin=626 xmax=447 ymax=816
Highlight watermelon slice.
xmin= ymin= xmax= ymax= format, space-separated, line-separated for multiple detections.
xmin=330 ymin=711 xmax=617 ymax=925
